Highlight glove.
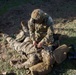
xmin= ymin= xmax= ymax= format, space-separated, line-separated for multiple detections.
xmin=37 ymin=42 xmax=43 ymax=48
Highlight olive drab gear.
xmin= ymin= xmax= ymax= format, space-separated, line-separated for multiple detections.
xmin=53 ymin=44 xmax=70 ymax=64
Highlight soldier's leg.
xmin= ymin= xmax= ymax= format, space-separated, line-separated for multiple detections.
xmin=6 ymin=36 xmax=22 ymax=52
xmin=16 ymin=53 xmax=40 ymax=69
xmin=29 ymin=49 xmax=55 ymax=75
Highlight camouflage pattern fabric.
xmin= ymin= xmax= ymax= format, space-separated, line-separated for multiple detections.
xmin=53 ymin=44 xmax=70 ymax=64
xmin=4 ymin=34 xmax=70 ymax=75
xmin=28 ymin=9 xmax=54 ymax=44
xmin=6 ymin=36 xmax=41 ymax=68
xmin=29 ymin=44 xmax=70 ymax=75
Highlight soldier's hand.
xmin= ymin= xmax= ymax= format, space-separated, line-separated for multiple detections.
xmin=37 ymin=42 xmax=43 ymax=48
xmin=33 ymin=41 xmax=37 ymax=47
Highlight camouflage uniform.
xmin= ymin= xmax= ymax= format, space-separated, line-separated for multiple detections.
xmin=29 ymin=44 xmax=70 ymax=75
xmin=15 ymin=9 xmax=55 ymax=52
xmin=5 ymin=36 xmax=41 ymax=69
xmin=28 ymin=9 xmax=54 ymax=45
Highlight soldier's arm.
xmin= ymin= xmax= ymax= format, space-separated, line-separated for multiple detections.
xmin=47 ymin=16 xmax=54 ymax=34
xmin=28 ymin=18 xmax=35 ymax=41
xmin=40 ymin=16 xmax=54 ymax=44
xmin=21 ymin=21 xmax=28 ymax=33
xmin=41 ymin=26 xmax=54 ymax=44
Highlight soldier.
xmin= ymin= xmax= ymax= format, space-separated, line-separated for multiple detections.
xmin=15 ymin=9 xmax=55 ymax=51
xmin=29 ymin=44 xmax=70 ymax=75
xmin=2 ymin=34 xmax=70 ymax=75
xmin=2 ymin=9 xmax=56 ymax=69
xmin=3 ymin=34 xmax=41 ymax=69
xmin=1 ymin=8 xmax=73 ymax=75
xmin=28 ymin=9 xmax=54 ymax=48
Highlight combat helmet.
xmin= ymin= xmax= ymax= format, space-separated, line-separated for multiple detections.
xmin=31 ymin=9 xmax=45 ymax=23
